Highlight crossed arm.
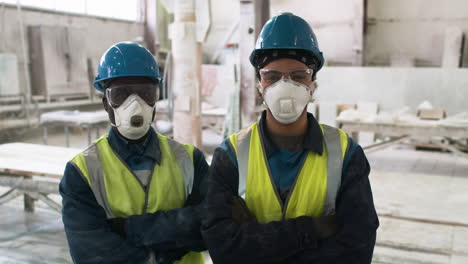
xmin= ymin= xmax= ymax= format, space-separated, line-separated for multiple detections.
xmin=201 ymin=144 xmax=379 ymax=264
xmin=60 ymin=148 xmax=208 ymax=264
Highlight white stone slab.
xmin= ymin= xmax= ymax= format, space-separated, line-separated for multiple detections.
xmin=40 ymin=110 xmax=109 ymax=125
xmin=0 ymin=143 xmax=81 ymax=178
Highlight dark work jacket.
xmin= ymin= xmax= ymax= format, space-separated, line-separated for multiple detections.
xmin=60 ymin=127 xmax=208 ymax=264
xmin=201 ymin=112 xmax=379 ymax=264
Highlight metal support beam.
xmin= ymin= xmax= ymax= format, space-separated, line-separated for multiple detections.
xmin=23 ymin=175 xmax=34 ymax=212
xmin=0 ymin=187 xmax=61 ymax=213
xmin=37 ymin=193 xmax=62 ymax=213
xmin=363 ymin=136 xmax=409 ymax=153
xmin=0 ymin=188 xmax=22 ymax=205
xmin=435 ymin=139 xmax=468 ymax=159
xmin=0 ymin=176 xmax=61 ymax=212
xmin=239 ymin=0 xmax=269 ymax=127
xmin=0 ymin=176 xmax=60 ymax=194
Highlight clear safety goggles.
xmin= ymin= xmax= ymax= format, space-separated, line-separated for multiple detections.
xmin=105 ymin=84 xmax=158 ymax=108
xmin=259 ymin=68 xmax=314 ymax=85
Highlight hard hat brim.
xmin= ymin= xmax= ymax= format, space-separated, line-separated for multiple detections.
xmin=249 ymin=48 xmax=324 ymax=71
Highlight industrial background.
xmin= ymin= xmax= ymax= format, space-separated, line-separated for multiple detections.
xmin=0 ymin=0 xmax=467 ymax=263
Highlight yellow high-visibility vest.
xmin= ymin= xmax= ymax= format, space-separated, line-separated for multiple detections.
xmin=71 ymin=133 xmax=204 ymax=264
xmin=229 ymin=122 xmax=348 ymax=222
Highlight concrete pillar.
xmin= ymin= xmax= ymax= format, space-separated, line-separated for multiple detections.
xmin=239 ymin=0 xmax=269 ymax=128
xmin=170 ymin=0 xmax=202 ymax=147
xmin=143 ymin=0 xmax=158 ymax=54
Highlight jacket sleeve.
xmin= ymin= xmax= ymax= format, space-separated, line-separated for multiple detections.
xmin=125 ymin=147 xmax=208 ymax=252
xmin=60 ymin=162 xmax=151 ymax=264
xmin=201 ymin=146 xmax=320 ymax=264
xmin=289 ymin=144 xmax=379 ymax=263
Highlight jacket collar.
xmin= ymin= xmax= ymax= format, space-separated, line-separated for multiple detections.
xmin=107 ymin=127 xmax=161 ymax=164
xmin=257 ymin=110 xmax=324 ymax=157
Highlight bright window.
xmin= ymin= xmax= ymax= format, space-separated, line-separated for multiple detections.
xmin=0 ymin=0 xmax=140 ymax=21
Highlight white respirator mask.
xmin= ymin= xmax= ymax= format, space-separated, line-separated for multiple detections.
xmin=110 ymin=94 xmax=155 ymax=140
xmin=262 ymin=79 xmax=312 ymax=124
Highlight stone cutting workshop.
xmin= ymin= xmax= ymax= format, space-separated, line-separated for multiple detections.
xmin=0 ymin=0 xmax=467 ymax=263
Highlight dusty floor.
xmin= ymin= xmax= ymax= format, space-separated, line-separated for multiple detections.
xmin=0 ymin=128 xmax=467 ymax=263
xmin=368 ymin=146 xmax=468 ymax=264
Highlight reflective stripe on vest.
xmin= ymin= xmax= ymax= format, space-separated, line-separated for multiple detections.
xmin=70 ymin=133 xmax=204 ymax=264
xmin=229 ymin=123 xmax=348 ymax=222
xmin=322 ymin=124 xmax=344 ymax=215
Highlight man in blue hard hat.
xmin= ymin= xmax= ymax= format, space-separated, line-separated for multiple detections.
xmin=60 ymin=42 xmax=207 ymax=264
xmin=202 ymin=13 xmax=379 ymax=263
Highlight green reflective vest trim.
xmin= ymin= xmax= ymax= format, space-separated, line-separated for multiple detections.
xmin=229 ymin=122 xmax=348 ymax=223
xmin=71 ymin=133 xmax=204 ymax=264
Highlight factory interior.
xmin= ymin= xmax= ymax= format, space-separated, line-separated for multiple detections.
xmin=0 ymin=0 xmax=467 ymax=263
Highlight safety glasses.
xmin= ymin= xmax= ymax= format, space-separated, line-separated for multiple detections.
xmin=259 ymin=68 xmax=314 ymax=85
xmin=105 ymin=84 xmax=158 ymax=108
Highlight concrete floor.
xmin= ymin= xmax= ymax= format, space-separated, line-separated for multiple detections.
xmin=0 ymin=128 xmax=467 ymax=263
xmin=0 ymin=200 xmax=68 ymax=263
xmin=368 ymin=146 xmax=468 ymax=264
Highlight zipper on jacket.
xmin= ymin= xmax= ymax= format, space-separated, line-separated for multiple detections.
xmin=259 ymin=133 xmax=285 ymax=209
xmin=143 ymin=167 xmax=156 ymax=213
xmin=281 ymin=154 xmax=308 ymax=220
xmin=258 ymin=131 xmax=310 ymax=220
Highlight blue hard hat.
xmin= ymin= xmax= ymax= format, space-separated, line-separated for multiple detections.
xmin=250 ymin=12 xmax=324 ymax=71
xmin=93 ymin=42 xmax=161 ymax=92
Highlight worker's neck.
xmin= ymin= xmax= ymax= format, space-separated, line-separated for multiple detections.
xmin=265 ymin=110 xmax=308 ymax=136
